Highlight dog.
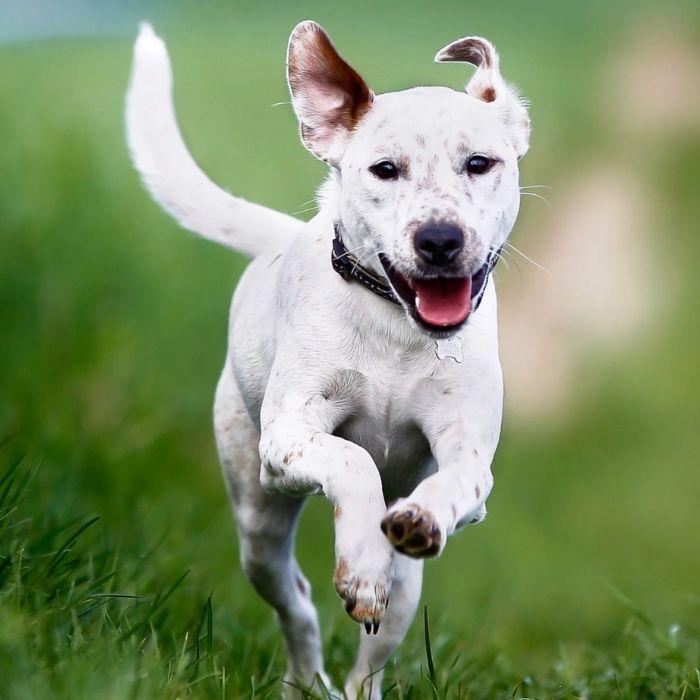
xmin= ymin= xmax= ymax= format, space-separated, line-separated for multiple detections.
xmin=126 ymin=20 xmax=530 ymax=698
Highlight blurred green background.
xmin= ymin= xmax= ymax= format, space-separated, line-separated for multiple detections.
xmin=1 ymin=0 xmax=699 ymax=697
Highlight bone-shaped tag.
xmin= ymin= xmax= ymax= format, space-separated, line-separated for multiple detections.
xmin=435 ymin=336 xmax=464 ymax=363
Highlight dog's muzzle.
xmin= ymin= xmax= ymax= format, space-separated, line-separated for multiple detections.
xmin=331 ymin=224 xmax=500 ymax=334
xmin=378 ymin=253 xmax=495 ymax=333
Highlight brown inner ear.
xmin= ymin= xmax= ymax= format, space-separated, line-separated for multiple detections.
xmin=289 ymin=25 xmax=373 ymax=132
xmin=442 ymin=39 xmax=493 ymax=69
xmin=317 ymin=33 xmax=373 ymax=128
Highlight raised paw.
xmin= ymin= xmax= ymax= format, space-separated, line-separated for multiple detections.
xmin=333 ymin=557 xmax=389 ymax=633
xmin=381 ymin=503 xmax=442 ymax=558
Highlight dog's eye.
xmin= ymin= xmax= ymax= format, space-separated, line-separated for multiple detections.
xmin=369 ymin=160 xmax=399 ymax=180
xmin=465 ymin=155 xmax=493 ymax=175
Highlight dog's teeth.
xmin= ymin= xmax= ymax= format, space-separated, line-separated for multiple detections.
xmin=364 ymin=622 xmax=372 ymax=635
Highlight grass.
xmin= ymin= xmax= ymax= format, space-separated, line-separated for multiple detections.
xmin=1 ymin=447 xmax=698 ymax=699
xmin=2 ymin=0 xmax=700 ymax=697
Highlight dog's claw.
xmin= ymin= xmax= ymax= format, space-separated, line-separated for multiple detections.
xmin=333 ymin=551 xmax=391 ymax=628
xmin=372 ymin=620 xmax=380 ymax=635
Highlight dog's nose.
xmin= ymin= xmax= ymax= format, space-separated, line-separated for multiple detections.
xmin=414 ymin=223 xmax=464 ymax=267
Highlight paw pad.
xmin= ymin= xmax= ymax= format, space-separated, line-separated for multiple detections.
xmin=381 ymin=504 xmax=442 ymax=558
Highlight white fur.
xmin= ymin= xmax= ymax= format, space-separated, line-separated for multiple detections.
xmin=125 ymin=23 xmax=302 ymax=257
xmin=127 ymin=21 xmax=529 ymax=699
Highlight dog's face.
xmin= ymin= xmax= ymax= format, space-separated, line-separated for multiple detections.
xmin=288 ymin=22 xmax=530 ymax=335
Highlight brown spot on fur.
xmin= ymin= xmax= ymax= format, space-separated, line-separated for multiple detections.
xmin=416 ymin=159 xmax=438 ymax=190
xmin=396 ymin=154 xmax=411 ymax=178
xmin=482 ymin=86 xmax=497 ymax=103
xmin=333 ymin=557 xmax=349 ymax=589
xmin=374 ymin=116 xmax=389 ymax=131
xmin=283 ymin=453 xmax=291 ymax=465
xmin=415 ymin=134 xmax=426 ymax=147
xmin=334 ymin=505 xmax=342 ymax=521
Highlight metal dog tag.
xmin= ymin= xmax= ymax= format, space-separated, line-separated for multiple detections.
xmin=435 ymin=336 xmax=464 ymax=363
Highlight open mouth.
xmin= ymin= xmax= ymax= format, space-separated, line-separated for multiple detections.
xmin=378 ymin=255 xmax=492 ymax=333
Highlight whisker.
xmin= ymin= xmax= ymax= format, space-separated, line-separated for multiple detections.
xmin=520 ymin=184 xmax=552 ymax=191
xmin=291 ymin=205 xmax=319 ymax=216
xmin=503 ymin=248 xmax=532 ymax=281
xmin=344 ymin=242 xmax=371 ymax=257
xmin=520 ymin=191 xmax=551 ymax=207
xmin=493 ymin=246 xmax=515 ymax=272
xmin=496 ymin=253 xmax=510 ymax=271
xmin=351 ymin=246 xmax=376 ymax=274
xmin=350 ymin=255 xmax=369 ymax=275
xmin=503 ymin=241 xmax=551 ymax=275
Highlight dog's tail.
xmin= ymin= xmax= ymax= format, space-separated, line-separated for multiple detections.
xmin=126 ymin=23 xmax=302 ymax=258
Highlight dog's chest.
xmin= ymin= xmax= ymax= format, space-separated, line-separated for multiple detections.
xmin=331 ymin=352 xmax=436 ymax=495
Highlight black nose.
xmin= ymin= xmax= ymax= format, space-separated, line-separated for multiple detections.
xmin=414 ymin=223 xmax=464 ymax=267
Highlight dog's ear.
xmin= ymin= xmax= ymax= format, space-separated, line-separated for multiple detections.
xmin=287 ymin=21 xmax=374 ymax=163
xmin=435 ymin=36 xmax=530 ymax=158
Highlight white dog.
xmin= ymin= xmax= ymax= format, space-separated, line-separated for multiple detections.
xmin=126 ymin=20 xmax=529 ymax=698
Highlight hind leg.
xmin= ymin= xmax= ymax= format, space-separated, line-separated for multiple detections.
xmin=345 ymin=555 xmax=424 ymax=700
xmin=214 ymin=367 xmax=331 ymax=693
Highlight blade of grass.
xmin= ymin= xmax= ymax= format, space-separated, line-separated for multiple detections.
xmin=423 ymin=605 xmax=440 ymax=698
xmin=46 ymin=515 xmax=100 ymax=575
xmin=119 ymin=569 xmax=190 ymax=642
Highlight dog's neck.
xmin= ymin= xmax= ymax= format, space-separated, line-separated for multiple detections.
xmin=331 ymin=223 xmax=400 ymax=307
xmin=320 ymin=170 xmax=387 ymax=280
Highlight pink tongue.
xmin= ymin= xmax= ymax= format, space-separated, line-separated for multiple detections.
xmin=411 ymin=277 xmax=472 ymax=326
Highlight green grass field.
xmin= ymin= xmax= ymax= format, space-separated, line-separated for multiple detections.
xmin=1 ymin=1 xmax=700 ymax=697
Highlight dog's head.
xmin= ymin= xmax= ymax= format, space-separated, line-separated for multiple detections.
xmin=287 ymin=22 xmax=530 ymax=335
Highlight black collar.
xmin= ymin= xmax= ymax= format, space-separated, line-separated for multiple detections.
xmin=331 ymin=223 xmax=501 ymax=313
xmin=331 ymin=224 xmax=400 ymax=305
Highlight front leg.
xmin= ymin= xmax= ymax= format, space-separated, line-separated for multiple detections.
xmin=259 ymin=390 xmax=393 ymax=630
xmin=382 ymin=358 xmax=503 ymax=558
